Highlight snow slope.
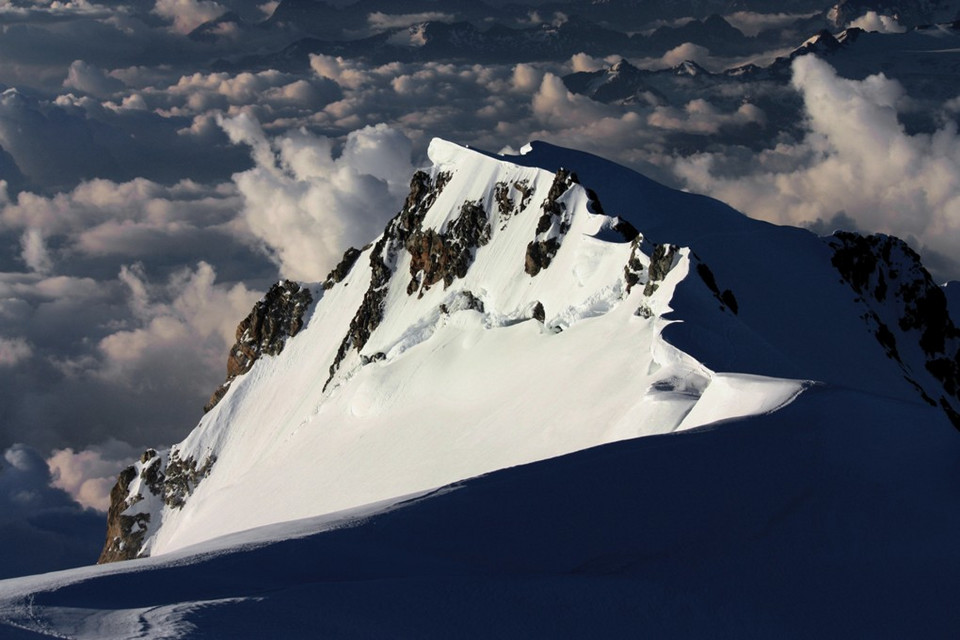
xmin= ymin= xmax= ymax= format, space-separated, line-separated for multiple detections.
xmin=98 ymin=137 xmax=959 ymax=565
xmin=2 ymin=383 xmax=959 ymax=638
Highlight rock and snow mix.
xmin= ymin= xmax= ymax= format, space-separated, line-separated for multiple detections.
xmin=90 ymin=137 xmax=960 ymax=561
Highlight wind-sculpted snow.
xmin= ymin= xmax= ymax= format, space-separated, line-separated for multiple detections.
xmin=4 ymin=384 xmax=960 ymax=638
xmin=96 ymin=137 xmax=960 ymax=562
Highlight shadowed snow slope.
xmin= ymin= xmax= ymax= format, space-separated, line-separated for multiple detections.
xmin=1 ymin=385 xmax=959 ymax=638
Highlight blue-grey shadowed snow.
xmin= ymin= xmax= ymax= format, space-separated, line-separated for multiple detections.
xmin=3 ymin=386 xmax=958 ymax=637
xmin=0 ymin=446 xmax=106 ymax=579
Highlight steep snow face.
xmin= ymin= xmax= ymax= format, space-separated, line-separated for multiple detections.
xmin=102 ymin=138 xmax=958 ymax=559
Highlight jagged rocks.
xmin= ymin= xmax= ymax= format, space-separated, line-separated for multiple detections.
xmin=531 ymin=301 xmax=546 ymax=323
xmin=406 ymin=199 xmax=491 ymax=296
xmin=495 ymin=179 xmax=533 ymax=230
xmin=623 ymin=237 xmax=646 ymax=294
xmin=525 ymin=169 xmax=578 ymax=276
xmin=205 ymin=280 xmax=313 ymax=412
xmin=695 ymin=261 xmax=738 ymax=314
xmin=328 ymin=236 xmax=393 ymax=388
xmin=323 ymin=247 xmax=362 ymax=290
xmin=328 ymin=170 xmax=461 ymax=387
xmin=163 ymin=451 xmax=217 ymax=510
xmin=830 ymin=231 xmax=960 ymax=429
xmin=643 ymin=244 xmax=679 ymax=296
xmin=98 ymin=463 xmax=150 ymax=564
xmin=99 ymin=449 xmax=216 ymax=563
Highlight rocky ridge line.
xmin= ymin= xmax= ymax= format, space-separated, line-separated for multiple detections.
xmin=830 ymin=231 xmax=960 ymax=428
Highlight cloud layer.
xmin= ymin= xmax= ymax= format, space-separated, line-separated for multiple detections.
xmin=0 ymin=444 xmax=107 ymax=578
xmin=672 ymin=55 xmax=960 ymax=279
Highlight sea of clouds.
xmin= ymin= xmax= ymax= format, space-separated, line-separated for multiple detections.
xmin=0 ymin=0 xmax=957 ymax=575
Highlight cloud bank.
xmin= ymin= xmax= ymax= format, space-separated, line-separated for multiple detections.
xmin=672 ymin=55 xmax=960 ymax=279
xmin=0 ymin=444 xmax=107 ymax=578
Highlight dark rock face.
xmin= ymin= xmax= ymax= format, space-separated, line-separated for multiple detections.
xmin=163 ymin=451 xmax=218 ymax=510
xmin=205 ymin=280 xmax=314 ymax=412
xmin=525 ymin=169 xmax=579 ymax=276
xmin=98 ymin=462 xmax=150 ymax=564
xmin=643 ymin=243 xmax=679 ymax=296
xmin=623 ymin=236 xmax=646 ymax=294
xmin=531 ymin=301 xmax=546 ymax=323
xmin=495 ymin=179 xmax=533 ymax=230
xmin=327 ymin=170 xmax=462 ymax=388
xmin=406 ymin=199 xmax=492 ymax=296
xmin=323 ymin=246 xmax=362 ymax=290
xmin=327 ymin=236 xmax=393 ymax=389
xmin=99 ymin=449 xmax=216 ymax=563
xmin=830 ymin=231 xmax=960 ymax=429
xmin=695 ymin=260 xmax=738 ymax=315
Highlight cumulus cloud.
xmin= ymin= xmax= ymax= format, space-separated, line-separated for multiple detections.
xmin=660 ymin=42 xmax=712 ymax=68
xmin=672 ymin=55 xmax=960 ymax=279
xmin=849 ymin=11 xmax=906 ymax=34
xmin=0 ymin=444 xmax=106 ymax=578
xmin=0 ymin=337 xmax=32 ymax=367
xmin=95 ymin=260 xmax=259 ymax=386
xmin=152 ymin=0 xmax=227 ymax=34
xmin=63 ymin=59 xmax=125 ymax=98
xmin=1 ymin=177 xmax=243 ymax=262
xmin=222 ymin=114 xmax=414 ymax=281
xmin=20 ymin=227 xmax=53 ymax=273
xmin=648 ymin=100 xmax=765 ymax=134
xmin=47 ymin=439 xmax=138 ymax=511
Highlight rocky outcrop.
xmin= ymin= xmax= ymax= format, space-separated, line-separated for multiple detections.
xmin=327 ymin=170 xmax=459 ymax=388
xmin=439 ymin=289 xmax=485 ymax=315
xmin=323 ymin=246 xmax=362 ymax=290
xmin=98 ymin=455 xmax=154 ymax=564
xmin=525 ymin=169 xmax=578 ymax=276
xmin=623 ymin=236 xmax=646 ymax=294
xmin=205 ymin=280 xmax=313 ymax=412
xmin=643 ymin=243 xmax=679 ymax=296
xmin=694 ymin=259 xmax=738 ymax=315
xmin=99 ymin=448 xmax=216 ymax=563
xmin=830 ymin=231 xmax=960 ymax=428
xmin=406 ymin=199 xmax=491 ymax=296
xmin=495 ymin=179 xmax=533 ymax=230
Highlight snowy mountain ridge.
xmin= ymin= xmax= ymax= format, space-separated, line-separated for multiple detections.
xmin=98 ymin=137 xmax=960 ymax=563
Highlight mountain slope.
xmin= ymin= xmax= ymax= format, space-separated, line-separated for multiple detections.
xmin=3 ymin=382 xmax=959 ymax=638
xmin=97 ymin=137 xmax=960 ymax=564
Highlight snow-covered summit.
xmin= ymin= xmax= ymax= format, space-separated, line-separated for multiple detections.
xmin=98 ymin=137 xmax=960 ymax=562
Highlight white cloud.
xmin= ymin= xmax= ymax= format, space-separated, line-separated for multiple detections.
xmin=151 ymin=0 xmax=227 ymax=34
xmin=661 ymin=42 xmax=712 ymax=68
xmin=849 ymin=11 xmax=906 ymax=34
xmin=222 ymin=115 xmax=414 ymax=281
xmin=20 ymin=227 xmax=53 ymax=274
xmin=47 ymin=439 xmax=138 ymax=511
xmin=63 ymin=60 xmax=124 ymax=98
xmin=647 ymin=100 xmax=765 ymax=134
xmin=97 ymin=261 xmax=258 ymax=386
xmin=0 ymin=337 xmax=32 ymax=367
xmin=672 ymin=55 xmax=960 ymax=276
xmin=1 ymin=177 xmax=242 ymax=259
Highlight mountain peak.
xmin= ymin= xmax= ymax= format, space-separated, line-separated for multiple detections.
xmin=99 ymin=138 xmax=960 ymax=562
